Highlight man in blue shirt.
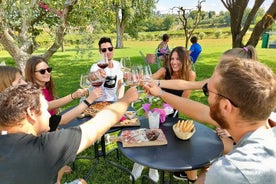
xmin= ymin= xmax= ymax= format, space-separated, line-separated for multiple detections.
xmin=189 ymin=36 xmax=202 ymax=64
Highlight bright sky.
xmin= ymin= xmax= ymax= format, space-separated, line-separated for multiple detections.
xmin=155 ymin=0 xmax=273 ymax=14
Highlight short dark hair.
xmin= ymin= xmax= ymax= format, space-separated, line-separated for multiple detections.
xmin=162 ymin=34 xmax=170 ymax=42
xmin=190 ymin=36 xmax=198 ymax=44
xmin=0 ymin=83 xmax=42 ymax=127
xmin=98 ymin=37 xmax=113 ymax=48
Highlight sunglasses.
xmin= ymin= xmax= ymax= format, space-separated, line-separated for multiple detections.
xmin=202 ymin=83 xmax=239 ymax=107
xmin=35 ymin=67 xmax=52 ymax=75
xmin=101 ymin=47 xmax=113 ymax=53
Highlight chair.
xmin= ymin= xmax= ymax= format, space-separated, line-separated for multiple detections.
xmin=139 ymin=51 xmax=161 ymax=68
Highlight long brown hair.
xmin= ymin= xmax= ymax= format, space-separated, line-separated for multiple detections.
xmin=25 ymin=56 xmax=56 ymax=100
xmin=168 ymin=46 xmax=192 ymax=80
xmin=0 ymin=66 xmax=22 ymax=93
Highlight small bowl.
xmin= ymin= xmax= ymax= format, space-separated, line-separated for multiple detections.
xmin=125 ymin=111 xmax=136 ymax=119
xmin=173 ymin=123 xmax=196 ymax=140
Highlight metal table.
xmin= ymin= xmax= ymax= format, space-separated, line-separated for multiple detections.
xmin=118 ymin=117 xmax=223 ymax=183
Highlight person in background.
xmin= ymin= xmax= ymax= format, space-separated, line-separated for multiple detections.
xmin=88 ymin=37 xmax=124 ymax=101
xmin=189 ymin=36 xmax=202 ymax=64
xmin=0 ymin=83 xmax=138 ymax=184
xmin=144 ymin=56 xmax=276 ymax=184
xmin=0 ymin=65 xmax=102 ymax=184
xmin=25 ymin=56 xmax=87 ymax=115
xmin=157 ymin=33 xmax=170 ymax=67
xmin=131 ymin=46 xmax=196 ymax=183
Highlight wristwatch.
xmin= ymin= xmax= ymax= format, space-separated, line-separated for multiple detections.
xmin=83 ymin=99 xmax=93 ymax=107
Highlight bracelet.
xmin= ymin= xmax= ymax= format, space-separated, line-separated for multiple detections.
xmin=83 ymin=99 xmax=92 ymax=107
xmin=158 ymin=89 xmax=164 ymax=97
xmin=157 ymin=80 xmax=160 ymax=86
xmin=70 ymin=93 xmax=75 ymax=100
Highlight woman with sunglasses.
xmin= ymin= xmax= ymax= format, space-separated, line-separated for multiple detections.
xmin=131 ymin=46 xmax=196 ymax=183
xmin=25 ymin=56 xmax=88 ymax=115
xmin=89 ymin=37 xmax=124 ymax=101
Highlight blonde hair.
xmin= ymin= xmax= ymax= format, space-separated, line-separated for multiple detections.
xmin=223 ymin=45 xmax=258 ymax=60
xmin=0 ymin=66 xmax=22 ymax=92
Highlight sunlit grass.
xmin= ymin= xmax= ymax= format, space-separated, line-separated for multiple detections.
xmin=0 ymin=36 xmax=275 ymax=183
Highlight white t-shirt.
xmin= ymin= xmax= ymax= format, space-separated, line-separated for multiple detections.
xmin=90 ymin=60 xmax=123 ymax=101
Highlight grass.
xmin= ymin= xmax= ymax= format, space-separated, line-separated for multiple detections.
xmin=1 ymin=36 xmax=276 ymax=184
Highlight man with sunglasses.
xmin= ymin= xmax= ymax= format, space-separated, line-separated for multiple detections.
xmin=144 ymin=56 xmax=276 ymax=184
xmin=89 ymin=37 xmax=124 ymax=101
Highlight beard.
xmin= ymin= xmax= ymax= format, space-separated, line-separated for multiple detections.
xmin=210 ymin=99 xmax=230 ymax=129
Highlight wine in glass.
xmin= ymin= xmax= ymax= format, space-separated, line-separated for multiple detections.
xmin=125 ymin=67 xmax=139 ymax=87
xmin=80 ymin=74 xmax=90 ymax=89
xmin=91 ymin=79 xmax=104 ymax=87
xmin=97 ymin=53 xmax=108 ymax=69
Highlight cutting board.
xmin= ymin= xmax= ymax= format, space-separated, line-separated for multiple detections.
xmin=113 ymin=117 xmax=140 ymax=127
xmin=110 ymin=128 xmax=167 ymax=147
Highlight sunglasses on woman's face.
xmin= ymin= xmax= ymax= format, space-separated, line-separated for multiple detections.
xmin=35 ymin=67 xmax=52 ymax=75
xmin=101 ymin=47 xmax=113 ymax=53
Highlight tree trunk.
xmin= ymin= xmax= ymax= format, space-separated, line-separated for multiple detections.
xmin=221 ymin=0 xmax=275 ymax=48
xmin=0 ymin=0 xmax=76 ymax=70
xmin=116 ymin=15 xmax=124 ymax=48
xmin=0 ymin=30 xmax=30 ymax=72
xmin=247 ymin=1 xmax=276 ymax=46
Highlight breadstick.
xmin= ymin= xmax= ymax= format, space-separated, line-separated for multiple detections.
xmin=185 ymin=120 xmax=194 ymax=132
xmin=181 ymin=120 xmax=187 ymax=132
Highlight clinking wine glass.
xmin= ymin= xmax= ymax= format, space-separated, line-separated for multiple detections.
xmin=125 ymin=67 xmax=139 ymax=87
xmin=120 ymin=57 xmax=132 ymax=86
xmin=90 ymin=72 xmax=105 ymax=88
xmin=80 ymin=74 xmax=90 ymax=89
xmin=97 ymin=53 xmax=108 ymax=69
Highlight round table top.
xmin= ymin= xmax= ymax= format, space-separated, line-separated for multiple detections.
xmin=118 ymin=117 xmax=223 ymax=171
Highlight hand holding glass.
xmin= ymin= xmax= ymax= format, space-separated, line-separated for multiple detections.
xmin=80 ymin=74 xmax=90 ymax=89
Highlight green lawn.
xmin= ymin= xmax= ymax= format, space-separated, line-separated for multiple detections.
xmin=0 ymin=37 xmax=275 ymax=184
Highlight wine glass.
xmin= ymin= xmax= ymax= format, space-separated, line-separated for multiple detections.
xmin=120 ymin=57 xmax=132 ymax=86
xmin=80 ymin=74 xmax=90 ymax=89
xmin=97 ymin=53 xmax=108 ymax=69
xmin=143 ymin=64 xmax=152 ymax=82
xmin=125 ymin=66 xmax=139 ymax=87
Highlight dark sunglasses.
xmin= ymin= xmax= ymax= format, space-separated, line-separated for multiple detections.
xmin=35 ymin=67 xmax=52 ymax=75
xmin=101 ymin=47 xmax=113 ymax=53
xmin=202 ymin=83 xmax=239 ymax=107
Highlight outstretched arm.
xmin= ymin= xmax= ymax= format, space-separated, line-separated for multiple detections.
xmin=59 ymin=87 xmax=103 ymax=125
xmin=156 ymin=78 xmax=209 ymax=91
xmin=144 ymin=82 xmax=218 ymax=127
xmin=48 ymin=88 xmax=87 ymax=110
xmin=77 ymin=87 xmax=139 ymax=154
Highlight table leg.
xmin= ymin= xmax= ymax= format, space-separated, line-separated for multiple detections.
xmin=161 ymin=170 xmax=165 ymax=183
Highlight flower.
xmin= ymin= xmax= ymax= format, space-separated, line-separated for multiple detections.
xmin=132 ymin=94 xmax=173 ymax=123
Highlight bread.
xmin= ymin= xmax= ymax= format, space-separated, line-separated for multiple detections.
xmin=175 ymin=120 xmax=194 ymax=132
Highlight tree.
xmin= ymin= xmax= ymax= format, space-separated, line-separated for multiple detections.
xmin=0 ymin=0 xmax=77 ymax=71
xmin=176 ymin=0 xmax=205 ymax=48
xmin=221 ymin=0 xmax=276 ymax=48
xmin=106 ymin=0 xmax=156 ymax=48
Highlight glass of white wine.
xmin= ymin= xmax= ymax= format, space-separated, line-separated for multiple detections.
xmin=80 ymin=74 xmax=90 ymax=89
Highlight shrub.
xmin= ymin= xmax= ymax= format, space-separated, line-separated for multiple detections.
xmin=198 ymin=32 xmax=206 ymax=40
xmin=214 ymin=30 xmax=222 ymax=39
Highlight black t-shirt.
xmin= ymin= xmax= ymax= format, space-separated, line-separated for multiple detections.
xmin=161 ymin=67 xmax=183 ymax=97
xmin=49 ymin=114 xmax=62 ymax=132
xmin=0 ymin=127 xmax=81 ymax=184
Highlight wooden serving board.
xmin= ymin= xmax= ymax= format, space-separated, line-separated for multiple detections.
xmin=113 ymin=117 xmax=140 ymax=127
xmin=111 ymin=128 xmax=167 ymax=147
